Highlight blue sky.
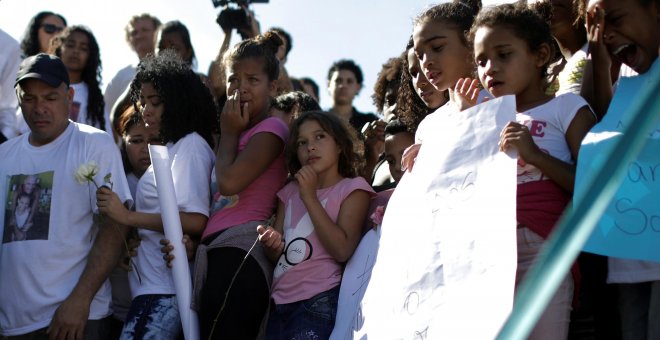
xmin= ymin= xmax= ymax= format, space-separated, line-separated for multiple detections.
xmin=1 ymin=0 xmax=501 ymax=112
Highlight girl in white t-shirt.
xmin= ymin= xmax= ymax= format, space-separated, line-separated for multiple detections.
xmin=464 ymin=3 xmax=597 ymax=339
xmin=49 ymin=26 xmax=111 ymax=133
xmin=96 ymin=50 xmax=216 ymax=340
xmin=257 ymin=111 xmax=374 ymax=339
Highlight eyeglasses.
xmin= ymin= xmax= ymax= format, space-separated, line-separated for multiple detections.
xmin=41 ymin=23 xmax=64 ymax=34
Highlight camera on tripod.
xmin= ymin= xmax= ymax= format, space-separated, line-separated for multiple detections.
xmin=212 ymin=0 xmax=268 ymax=34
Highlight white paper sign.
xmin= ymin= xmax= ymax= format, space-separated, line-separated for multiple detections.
xmin=149 ymin=145 xmax=200 ymax=340
xmin=339 ymin=96 xmax=518 ymax=340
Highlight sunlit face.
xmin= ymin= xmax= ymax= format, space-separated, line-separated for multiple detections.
xmin=139 ymin=82 xmax=164 ymax=130
xmin=328 ymin=69 xmax=361 ymax=106
xmin=38 ymin=15 xmax=65 ymax=54
xmin=157 ymin=31 xmax=192 ymax=63
xmin=128 ymin=18 xmax=157 ymax=59
xmin=60 ymin=31 xmax=90 ymax=74
xmin=413 ymin=20 xmax=474 ymax=91
xmin=226 ymin=57 xmax=276 ymax=120
xmin=16 ymin=196 xmax=31 ymax=214
xmin=474 ymin=26 xmax=546 ymax=99
xmin=407 ymin=48 xmax=446 ymax=110
xmin=385 ymin=131 xmax=414 ymax=183
xmin=588 ymin=0 xmax=660 ymax=74
xmin=124 ymin=122 xmax=160 ymax=178
xmin=296 ymin=119 xmax=341 ymax=177
xmin=17 ymin=79 xmax=73 ymax=146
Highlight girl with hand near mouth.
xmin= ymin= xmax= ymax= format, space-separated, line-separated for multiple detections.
xmin=197 ymin=31 xmax=290 ymax=340
xmin=257 ymin=111 xmax=374 ymax=339
xmin=467 ymin=3 xmax=597 ymax=338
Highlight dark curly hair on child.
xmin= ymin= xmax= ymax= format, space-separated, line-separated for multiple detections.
xmin=20 ymin=11 xmax=67 ymax=57
xmin=396 ymin=37 xmax=439 ymax=133
xmin=468 ymin=2 xmax=555 ymax=78
xmin=129 ymin=50 xmax=217 ymax=148
xmin=415 ymin=0 xmax=482 ymax=45
xmin=372 ymin=57 xmax=403 ymax=114
xmin=223 ymin=31 xmax=282 ymax=82
xmin=49 ymin=26 xmax=106 ymax=131
xmin=273 ymin=91 xmax=321 ymax=115
xmin=286 ymin=111 xmax=365 ymax=179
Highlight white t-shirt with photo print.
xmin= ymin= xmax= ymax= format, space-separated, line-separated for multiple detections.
xmin=0 ymin=122 xmax=132 ymax=336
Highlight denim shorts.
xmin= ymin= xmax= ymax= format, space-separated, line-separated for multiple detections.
xmin=266 ymin=286 xmax=340 ymax=340
xmin=120 ymin=294 xmax=181 ymax=340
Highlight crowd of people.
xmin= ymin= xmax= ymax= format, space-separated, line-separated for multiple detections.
xmin=0 ymin=0 xmax=658 ymax=339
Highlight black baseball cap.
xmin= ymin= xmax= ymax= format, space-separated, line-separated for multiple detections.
xmin=15 ymin=53 xmax=70 ymax=88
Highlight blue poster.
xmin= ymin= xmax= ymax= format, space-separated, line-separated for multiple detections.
xmin=574 ymin=59 xmax=660 ymax=261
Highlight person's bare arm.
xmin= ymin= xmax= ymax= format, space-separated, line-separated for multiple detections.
xmin=48 ymin=217 xmax=128 ymax=340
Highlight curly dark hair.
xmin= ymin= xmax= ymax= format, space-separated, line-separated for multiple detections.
xmin=129 ymin=50 xmax=217 ymax=148
xmin=372 ymin=56 xmax=403 ymax=114
xmin=396 ymin=38 xmax=439 ymax=133
xmin=20 ymin=11 xmax=67 ymax=57
xmin=414 ymin=0 xmax=482 ymax=45
xmin=222 ymin=31 xmax=281 ymax=82
xmin=286 ymin=111 xmax=364 ymax=178
xmin=468 ymin=2 xmax=556 ymax=78
xmin=273 ymin=91 xmax=321 ymax=117
xmin=50 ymin=26 xmax=106 ymax=131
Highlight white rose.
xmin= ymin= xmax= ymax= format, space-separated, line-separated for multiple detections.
xmin=74 ymin=161 xmax=99 ymax=184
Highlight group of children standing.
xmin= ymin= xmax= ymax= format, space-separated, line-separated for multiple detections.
xmin=86 ymin=0 xmax=659 ymax=339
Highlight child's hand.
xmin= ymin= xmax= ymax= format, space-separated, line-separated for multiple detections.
xmin=120 ymin=236 xmax=141 ymax=271
xmin=96 ymin=187 xmax=129 ymax=225
xmin=454 ymin=78 xmax=480 ymax=111
xmin=586 ymin=5 xmax=611 ymax=70
xmin=159 ymin=235 xmax=197 ymax=268
xmin=401 ymin=143 xmax=421 ymax=172
xmin=257 ymin=225 xmax=284 ymax=254
xmin=221 ymin=89 xmax=250 ymax=135
xmin=499 ymin=122 xmax=541 ymax=164
xmin=295 ymin=165 xmax=318 ymax=201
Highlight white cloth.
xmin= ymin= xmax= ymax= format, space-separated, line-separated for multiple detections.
xmin=515 ymin=93 xmax=589 ymax=184
xmin=415 ymin=89 xmax=490 ymax=144
xmin=0 ymin=29 xmax=21 ymax=140
xmin=17 ymin=82 xmax=112 ymax=134
xmin=103 ymin=64 xmax=136 ymax=120
xmin=128 ymin=132 xmax=214 ymax=298
xmin=0 ymin=122 xmax=132 ymax=336
xmin=556 ymin=44 xmax=588 ymax=96
xmin=607 ymin=65 xmax=660 ymax=284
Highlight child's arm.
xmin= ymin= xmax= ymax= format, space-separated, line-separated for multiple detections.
xmin=401 ymin=143 xmax=421 ymax=172
xmin=582 ymin=5 xmax=613 ymax=120
xmin=500 ymin=107 xmax=595 ymax=192
xmin=296 ymin=166 xmax=371 ymax=263
xmin=257 ymin=201 xmax=286 ymax=263
xmin=216 ymin=91 xmax=284 ymax=196
xmin=96 ymin=187 xmax=207 ymax=235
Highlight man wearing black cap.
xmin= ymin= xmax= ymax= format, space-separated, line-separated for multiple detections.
xmin=0 ymin=53 xmax=133 ymax=339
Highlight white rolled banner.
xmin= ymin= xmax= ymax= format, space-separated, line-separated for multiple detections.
xmin=149 ymin=145 xmax=200 ymax=340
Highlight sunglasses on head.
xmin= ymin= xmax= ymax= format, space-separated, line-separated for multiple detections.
xmin=41 ymin=23 xmax=64 ymax=34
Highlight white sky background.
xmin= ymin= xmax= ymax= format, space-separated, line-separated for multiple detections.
xmin=1 ymin=0 xmax=501 ymax=113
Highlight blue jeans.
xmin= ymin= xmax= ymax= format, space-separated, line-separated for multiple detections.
xmin=120 ymin=294 xmax=181 ymax=340
xmin=266 ymin=286 xmax=340 ymax=340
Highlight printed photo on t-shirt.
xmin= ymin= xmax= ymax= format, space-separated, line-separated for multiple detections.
xmin=3 ymin=172 xmax=53 ymax=243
